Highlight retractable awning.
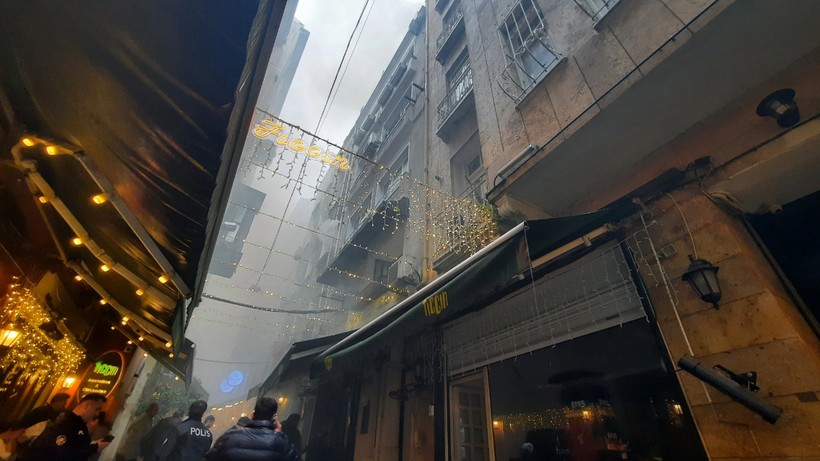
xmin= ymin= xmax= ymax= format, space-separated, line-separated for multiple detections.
xmin=257 ymin=331 xmax=352 ymax=398
xmin=0 ymin=0 xmax=289 ymax=380
xmin=312 ymin=205 xmax=635 ymax=378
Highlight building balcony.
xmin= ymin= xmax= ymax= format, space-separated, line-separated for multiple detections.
xmin=435 ymin=5 xmax=464 ymax=63
xmin=436 ymin=67 xmax=474 ymax=137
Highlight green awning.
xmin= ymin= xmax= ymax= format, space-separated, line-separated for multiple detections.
xmin=311 ymin=205 xmax=634 ymax=378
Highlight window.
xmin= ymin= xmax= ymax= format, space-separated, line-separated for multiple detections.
xmin=451 ymin=135 xmax=485 ymax=202
xmin=374 ymin=259 xmax=391 ymax=284
xmin=498 ymin=0 xmax=560 ymax=93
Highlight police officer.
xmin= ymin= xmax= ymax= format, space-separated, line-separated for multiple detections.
xmin=20 ymin=393 xmax=111 ymax=461
xmin=166 ymin=400 xmax=212 ymax=461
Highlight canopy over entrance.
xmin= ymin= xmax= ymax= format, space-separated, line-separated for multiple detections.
xmin=0 ymin=0 xmax=289 ymax=379
xmin=312 ymin=205 xmax=635 ymax=378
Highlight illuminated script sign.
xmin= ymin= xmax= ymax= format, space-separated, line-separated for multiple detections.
xmin=253 ymin=119 xmax=351 ymax=170
xmin=78 ymin=351 xmax=124 ymax=398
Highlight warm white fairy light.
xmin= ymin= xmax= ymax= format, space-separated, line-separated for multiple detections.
xmin=0 ymin=283 xmax=85 ymax=376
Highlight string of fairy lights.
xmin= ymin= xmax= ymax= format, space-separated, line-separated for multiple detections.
xmin=0 ymin=283 xmax=85 ymax=377
xmin=198 ymin=110 xmax=499 ymax=339
xmin=245 ymin=110 xmax=498 ymax=258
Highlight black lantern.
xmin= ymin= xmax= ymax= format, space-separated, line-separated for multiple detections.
xmin=682 ymin=256 xmax=722 ymax=308
xmin=756 ymin=89 xmax=800 ymax=128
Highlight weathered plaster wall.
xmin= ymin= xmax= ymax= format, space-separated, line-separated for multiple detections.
xmin=633 ymin=189 xmax=820 ymax=459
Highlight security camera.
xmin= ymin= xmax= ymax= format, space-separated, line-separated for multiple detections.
xmin=678 ymin=355 xmax=782 ymax=424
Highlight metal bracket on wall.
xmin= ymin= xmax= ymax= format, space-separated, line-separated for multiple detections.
xmin=714 ymin=364 xmax=759 ymax=392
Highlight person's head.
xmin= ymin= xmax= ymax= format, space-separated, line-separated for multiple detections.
xmin=172 ymin=410 xmax=185 ymax=421
xmin=50 ymin=393 xmax=70 ymax=412
xmin=284 ymin=413 xmax=301 ymax=425
xmin=88 ymin=411 xmax=106 ymax=429
xmin=203 ymin=415 xmax=216 ymax=429
xmin=74 ymin=394 xmax=107 ymax=423
xmin=145 ymin=403 xmax=159 ymax=419
xmin=521 ymin=442 xmax=534 ymax=454
xmin=188 ymin=400 xmax=208 ymax=421
xmin=253 ymin=397 xmax=278 ymax=422
xmin=236 ymin=416 xmax=251 ymax=428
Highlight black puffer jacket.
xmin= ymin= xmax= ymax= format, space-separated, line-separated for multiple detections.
xmin=204 ymin=420 xmax=298 ymax=461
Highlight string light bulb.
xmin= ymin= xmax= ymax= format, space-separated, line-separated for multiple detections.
xmin=100 ymin=264 xmax=110 ymax=272
xmin=99 ymin=299 xmax=107 ymax=305
xmin=21 ymin=137 xmax=36 ymax=147
xmin=38 ymin=196 xmax=48 ymax=204
xmin=74 ymin=275 xmax=83 ymax=281
xmin=165 ymin=340 xmax=173 ymax=348
xmin=135 ymin=288 xmax=145 ymax=296
xmin=46 ymin=145 xmax=60 ymax=155
xmin=91 ymin=194 xmax=108 ymax=205
xmin=71 ymin=237 xmax=83 ymax=246
xmin=158 ymin=274 xmax=170 ymax=284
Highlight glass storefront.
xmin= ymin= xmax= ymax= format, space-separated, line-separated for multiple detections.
xmin=484 ymin=321 xmax=706 ymax=461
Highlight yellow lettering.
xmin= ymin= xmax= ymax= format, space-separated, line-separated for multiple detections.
xmin=289 ymin=139 xmax=305 ymax=152
xmin=306 ymin=145 xmax=322 ymax=158
xmin=252 ymin=120 xmax=283 ymax=139
xmin=254 ymin=121 xmax=352 ymax=171
xmin=422 ymin=292 xmax=449 ymax=317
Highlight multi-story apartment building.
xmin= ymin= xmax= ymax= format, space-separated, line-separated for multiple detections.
xmin=300 ymin=1 xmax=820 ymax=461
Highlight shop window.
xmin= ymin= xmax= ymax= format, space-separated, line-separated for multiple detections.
xmin=486 ymin=321 xmax=707 ymax=461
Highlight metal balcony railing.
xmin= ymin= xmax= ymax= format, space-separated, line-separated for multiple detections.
xmin=436 ymin=4 xmax=464 ymax=54
xmin=437 ymin=67 xmax=473 ymax=127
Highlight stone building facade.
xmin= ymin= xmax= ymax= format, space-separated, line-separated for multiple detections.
xmin=421 ymin=0 xmax=820 ymax=459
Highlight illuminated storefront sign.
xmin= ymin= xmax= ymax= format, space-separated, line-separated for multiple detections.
xmin=78 ymin=351 xmax=124 ymax=398
xmin=253 ymin=119 xmax=351 ymax=170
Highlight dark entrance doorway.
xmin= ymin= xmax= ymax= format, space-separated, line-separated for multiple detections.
xmin=748 ymin=190 xmax=820 ymax=337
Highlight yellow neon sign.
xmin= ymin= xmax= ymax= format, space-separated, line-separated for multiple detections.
xmin=253 ymin=119 xmax=351 ymax=171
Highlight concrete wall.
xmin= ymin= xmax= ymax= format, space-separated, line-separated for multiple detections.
xmin=630 ymin=190 xmax=820 ymax=459
xmin=444 ymin=0 xmax=718 ymax=203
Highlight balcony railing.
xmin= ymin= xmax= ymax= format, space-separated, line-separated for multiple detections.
xmin=437 ymin=67 xmax=473 ymax=127
xmin=436 ymin=5 xmax=464 ymax=58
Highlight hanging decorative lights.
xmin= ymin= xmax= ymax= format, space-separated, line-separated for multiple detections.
xmin=0 ymin=283 xmax=85 ymax=376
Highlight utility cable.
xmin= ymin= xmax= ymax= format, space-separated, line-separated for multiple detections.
xmin=314 ymin=0 xmax=373 ymax=135
xmin=317 ymin=0 xmax=377 ymax=135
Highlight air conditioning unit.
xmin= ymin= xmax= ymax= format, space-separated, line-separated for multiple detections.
xmin=387 ymin=255 xmax=419 ymax=286
xmin=363 ymin=132 xmax=382 ymax=158
xmin=361 ymin=114 xmax=375 ymax=130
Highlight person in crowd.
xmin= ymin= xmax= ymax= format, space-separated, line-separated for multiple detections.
xmin=519 ymin=442 xmax=538 ymax=461
xmin=88 ymin=412 xmax=111 ymax=461
xmin=304 ymin=428 xmax=332 ymax=461
xmin=166 ymin=400 xmax=213 ymax=461
xmin=204 ymin=415 xmax=216 ymax=430
xmin=115 ymin=402 xmax=159 ymax=461
xmin=280 ymin=413 xmax=302 ymax=455
xmin=19 ymin=393 xmax=110 ymax=461
xmin=140 ymin=410 xmax=185 ymax=461
xmin=6 ymin=393 xmax=70 ymax=432
xmin=203 ymin=397 xmax=298 ymax=461
xmin=228 ymin=417 xmax=251 ymax=432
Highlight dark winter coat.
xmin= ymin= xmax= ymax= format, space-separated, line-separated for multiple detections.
xmin=166 ymin=418 xmax=213 ymax=461
xmin=140 ymin=416 xmax=181 ymax=461
xmin=19 ymin=411 xmax=97 ymax=461
xmin=204 ymin=420 xmax=298 ymax=461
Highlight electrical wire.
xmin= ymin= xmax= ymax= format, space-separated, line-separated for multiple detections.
xmin=317 ymin=0 xmax=377 ymax=135
xmin=314 ymin=0 xmax=374 ymax=135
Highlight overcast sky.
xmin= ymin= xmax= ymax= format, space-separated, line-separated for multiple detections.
xmin=187 ymin=0 xmax=424 ymax=403
xmin=281 ymin=0 xmax=425 ymax=144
